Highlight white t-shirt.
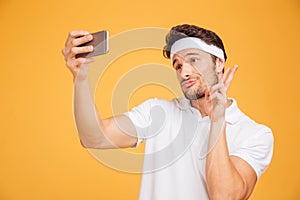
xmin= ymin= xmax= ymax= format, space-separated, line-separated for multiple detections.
xmin=124 ymin=97 xmax=274 ymax=200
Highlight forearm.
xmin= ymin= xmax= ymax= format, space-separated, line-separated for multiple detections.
xmin=73 ymin=79 xmax=106 ymax=148
xmin=206 ymin=120 xmax=246 ymax=200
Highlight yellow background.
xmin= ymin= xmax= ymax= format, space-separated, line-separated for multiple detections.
xmin=1 ymin=0 xmax=300 ymax=199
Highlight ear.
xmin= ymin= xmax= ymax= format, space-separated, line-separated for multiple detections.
xmin=215 ymin=58 xmax=225 ymax=74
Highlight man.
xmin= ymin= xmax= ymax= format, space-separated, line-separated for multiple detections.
xmin=62 ymin=24 xmax=274 ymax=200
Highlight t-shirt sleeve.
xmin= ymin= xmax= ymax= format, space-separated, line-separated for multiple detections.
xmin=230 ymin=126 xmax=274 ymax=179
xmin=123 ymin=98 xmax=156 ymax=148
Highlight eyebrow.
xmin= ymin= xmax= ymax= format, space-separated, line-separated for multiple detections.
xmin=172 ymin=52 xmax=200 ymax=66
xmin=172 ymin=59 xmax=177 ymax=66
xmin=185 ymin=52 xmax=200 ymax=56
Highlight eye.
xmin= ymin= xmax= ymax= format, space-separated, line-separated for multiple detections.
xmin=190 ymin=58 xmax=199 ymax=63
xmin=174 ymin=64 xmax=182 ymax=71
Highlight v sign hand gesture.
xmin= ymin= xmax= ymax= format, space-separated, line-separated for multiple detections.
xmin=204 ymin=65 xmax=239 ymax=122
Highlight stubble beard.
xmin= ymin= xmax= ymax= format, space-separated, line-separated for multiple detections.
xmin=183 ymin=85 xmax=206 ymax=100
xmin=183 ymin=74 xmax=218 ymax=100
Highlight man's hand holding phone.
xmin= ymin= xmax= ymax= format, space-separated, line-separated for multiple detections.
xmin=62 ymin=30 xmax=108 ymax=82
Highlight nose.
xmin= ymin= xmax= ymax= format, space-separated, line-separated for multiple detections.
xmin=180 ymin=61 xmax=194 ymax=79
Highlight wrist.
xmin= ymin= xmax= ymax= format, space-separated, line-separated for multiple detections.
xmin=73 ymin=63 xmax=90 ymax=83
xmin=210 ymin=118 xmax=226 ymax=134
xmin=74 ymin=77 xmax=89 ymax=86
xmin=211 ymin=115 xmax=225 ymax=123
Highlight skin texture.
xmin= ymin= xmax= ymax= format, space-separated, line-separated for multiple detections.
xmin=62 ymin=31 xmax=257 ymax=199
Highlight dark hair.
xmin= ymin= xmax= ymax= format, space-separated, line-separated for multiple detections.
xmin=163 ymin=24 xmax=227 ymax=62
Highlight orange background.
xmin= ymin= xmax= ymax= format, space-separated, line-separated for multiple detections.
xmin=1 ymin=0 xmax=300 ymax=199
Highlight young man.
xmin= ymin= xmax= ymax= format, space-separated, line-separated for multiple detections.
xmin=62 ymin=24 xmax=273 ymax=200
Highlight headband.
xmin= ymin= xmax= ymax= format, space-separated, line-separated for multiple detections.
xmin=170 ymin=37 xmax=225 ymax=61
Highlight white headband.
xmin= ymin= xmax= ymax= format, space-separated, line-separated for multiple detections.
xmin=170 ymin=37 xmax=225 ymax=61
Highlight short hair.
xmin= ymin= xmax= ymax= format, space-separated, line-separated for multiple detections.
xmin=163 ymin=24 xmax=227 ymax=62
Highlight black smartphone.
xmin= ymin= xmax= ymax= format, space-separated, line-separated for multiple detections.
xmin=76 ymin=30 xmax=109 ymax=58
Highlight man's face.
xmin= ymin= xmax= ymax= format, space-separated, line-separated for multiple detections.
xmin=172 ymin=48 xmax=219 ymax=100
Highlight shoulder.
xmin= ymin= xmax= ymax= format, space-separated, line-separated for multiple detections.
xmin=226 ymin=99 xmax=274 ymax=148
xmin=237 ymin=111 xmax=273 ymax=141
xmin=227 ymin=99 xmax=273 ymax=134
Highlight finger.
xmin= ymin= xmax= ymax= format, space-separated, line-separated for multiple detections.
xmin=66 ymin=57 xmax=85 ymax=69
xmin=83 ymin=57 xmax=95 ymax=64
xmin=210 ymin=92 xmax=226 ymax=102
xmin=224 ymin=65 xmax=238 ymax=91
xmin=210 ymin=83 xmax=225 ymax=94
xmin=210 ymin=84 xmax=226 ymax=99
xmin=221 ymin=67 xmax=233 ymax=84
xmin=65 ymin=30 xmax=90 ymax=46
xmin=72 ymin=57 xmax=95 ymax=67
xmin=69 ymin=45 xmax=94 ymax=57
xmin=62 ymin=47 xmax=68 ymax=60
xmin=71 ymin=34 xmax=93 ymax=47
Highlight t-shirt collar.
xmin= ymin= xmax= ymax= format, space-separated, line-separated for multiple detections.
xmin=176 ymin=96 xmax=241 ymax=125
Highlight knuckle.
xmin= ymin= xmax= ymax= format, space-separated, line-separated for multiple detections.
xmin=82 ymin=35 xmax=90 ymax=44
xmin=85 ymin=45 xmax=93 ymax=52
xmin=71 ymin=47 xmax=77 ymax=54
xmin=71 ymin=39 xmax=77 ymax=46
xmin=69 ymin=31 xmax=75 ymax=37
xmin=77 ymin=58 xmax=85 ymax=64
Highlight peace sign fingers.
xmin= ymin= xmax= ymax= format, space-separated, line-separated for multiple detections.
xmin=221 ymin=64 xmax=239 ymax=92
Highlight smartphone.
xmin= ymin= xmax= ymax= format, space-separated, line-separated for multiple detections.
xmin=76 ymin=30 xmax=109 ymax=58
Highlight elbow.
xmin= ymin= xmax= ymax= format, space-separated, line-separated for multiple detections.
xmin=80 ymin=139 xmax=93 ymax=148
xmin=79 ymin=138 xmax=106 ymax=149
xmin=209 ymin=193 xmax=234 ymax=200
xmin=77 ymin=130 xmax=108 ymax=149
xmin=208 ymin=185 xmax=248 ymax=200
xmin=80 ymin=139 xmax=94 ymax=149
xmin=80 ymin=139 xmax=87 ymax=148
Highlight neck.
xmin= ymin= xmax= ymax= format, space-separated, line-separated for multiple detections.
xmin=191 ymin=98 xmax=232 ymax=117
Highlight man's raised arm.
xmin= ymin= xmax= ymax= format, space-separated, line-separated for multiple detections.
xmin=62 ymin=30 xmax=138 ymax=149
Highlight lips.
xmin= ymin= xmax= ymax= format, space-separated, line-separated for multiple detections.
xmin=181 ymin=79 xmax=196 ymax=88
